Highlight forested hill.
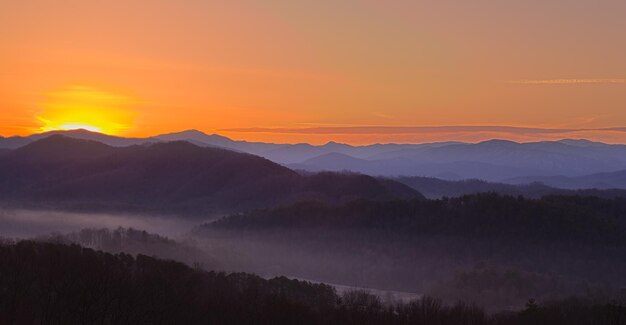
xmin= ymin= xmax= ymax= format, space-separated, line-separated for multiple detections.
xmin=394 ymin=176 xmax=626 ymax=199
xmin=0 ymin=240 xmax=623 ymax=324
xmin=205 ymin=194 xmax=626 ymax=245
xmin=0 ymin=135 xmax=420 ymax=215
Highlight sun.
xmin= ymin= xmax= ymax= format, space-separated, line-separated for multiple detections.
xmin=37 ymin=85 xmax=137 ymax=135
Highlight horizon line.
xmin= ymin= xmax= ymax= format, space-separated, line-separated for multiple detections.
xmin=3 ymin=126 xmax=626 ymax=146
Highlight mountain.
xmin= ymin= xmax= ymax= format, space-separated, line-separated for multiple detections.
xmin=5 ymin=129 xmax=626 ymax=182
xmin=291 ymin=155 xmax=553 ymax=181
xmin=155 ymin=129 xmax=287 ymax=155
xmin=29 ymin=129 xmax=160 ymax=146
xmin=290 ymin=152 xmax=369 ymax=172
xmin=293 ymin=139 xmax=626 ymax=181
xmin=506 ymin=169 xmax=626 ymax=190
xmin=0 ymin=136 xmax=419 ymax=215
xmin=0 ymin=129 xmax=158 ymax=149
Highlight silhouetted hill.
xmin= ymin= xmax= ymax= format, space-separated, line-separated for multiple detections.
xmin=13 ymin=135 xmax=116 ymax=161
xmin=0 ymin=136 xmax=419 ymax=215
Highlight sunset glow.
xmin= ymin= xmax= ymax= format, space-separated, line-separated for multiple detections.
xmin=36 ymin=86 xmax=136 ymax=135
xmin=1 ymin=0 xmax=625 ymax=143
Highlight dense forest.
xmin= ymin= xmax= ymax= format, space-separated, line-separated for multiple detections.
xmin=0 ymin=240 xmax=624 ymax=325
xmin=194 ymin=194 xmax=626 ymax=310
xmin=207 ymin=193 xmax=626 ymax=244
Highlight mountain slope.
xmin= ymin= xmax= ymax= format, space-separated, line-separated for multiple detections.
xmin=0 ymin=136 xmax=420 ymax=215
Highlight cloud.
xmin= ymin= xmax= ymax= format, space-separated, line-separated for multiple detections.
xmin=221 ymin=125 xmax=626 ymax=135
xmin=507 ymin=78 xmax=625 ymax=85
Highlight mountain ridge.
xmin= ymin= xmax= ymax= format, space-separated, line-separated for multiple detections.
xmin=4 ymin=129 xmax=626 ymax=182
xmin=0 ymin=135 xmax=420 ymax=215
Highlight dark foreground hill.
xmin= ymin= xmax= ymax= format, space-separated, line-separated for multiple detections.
xmin=0 ymin=240 xmax=623 ymax=325
xmin=0 ymin=136 xmax=420 ymax=215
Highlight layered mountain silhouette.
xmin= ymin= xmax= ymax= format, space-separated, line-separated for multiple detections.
xmin=3 ymin=129 xmax=626 ymax=183
xmin=0 ymin=135 xmax=419 ymax=215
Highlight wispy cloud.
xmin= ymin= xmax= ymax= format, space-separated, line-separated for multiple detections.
xmin=221 ymin=125 xmax=626 ymax=135
xmin=508 ymin=78 xmax=625 ymax=85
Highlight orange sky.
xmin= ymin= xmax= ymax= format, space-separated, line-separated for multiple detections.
xmin=1 ymin=0 xmax=625 ymax=144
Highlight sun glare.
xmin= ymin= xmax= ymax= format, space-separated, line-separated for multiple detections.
xmin=37 ymin=85 xmax=136 ymax=135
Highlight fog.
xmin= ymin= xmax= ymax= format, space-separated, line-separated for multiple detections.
xmin=2 ymin=207 xmax=624 ymax=312
xmin=0 ymin=208 xmax=428 ymax=306
xmin=0 ymin=209 xmax=201 ymax=239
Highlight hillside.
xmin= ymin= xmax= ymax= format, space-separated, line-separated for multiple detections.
xmin=394 ymin=176 xmax=626 ymax=199
xmin=0 ymin=136 xmax=419 ymax=215
xmin=193 ymin=194 xmax=626 ymax=309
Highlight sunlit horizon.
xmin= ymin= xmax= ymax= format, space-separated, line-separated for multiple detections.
xmin=2 ymin=1 xmax=625 ymax=145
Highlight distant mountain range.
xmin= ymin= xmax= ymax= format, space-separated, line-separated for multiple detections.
xmin=3 ymin=129 xmax=626 ymax=186
xmin=0 ymin=135 xmax=419 ymax=216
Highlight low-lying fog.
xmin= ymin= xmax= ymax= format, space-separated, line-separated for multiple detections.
xmin=3 ymin=208 xmax=619 ymax=312
xmin=0 ymin=209 xmax=425 ymax=306
xmin=0 ymin=209 xmax=201 ymax=239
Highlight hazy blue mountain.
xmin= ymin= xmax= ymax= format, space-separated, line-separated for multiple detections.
xmin=293 ymin=139 xmax=626 ymax=181
xmin=291 ymin=154 xmax=556 ymax=181
xmin=155 ymin=129 xmax=287 ymax=155
xmin=0 ymin=135 xmax=419 ymax=215
xmin=155 ymin=130 xmax=461 ymax=163
xmin=0 ymin=135 xmax=32 ymax=149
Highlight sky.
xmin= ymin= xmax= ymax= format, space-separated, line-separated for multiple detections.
xmin=1 ymin=0 xmax=625 ymax=144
